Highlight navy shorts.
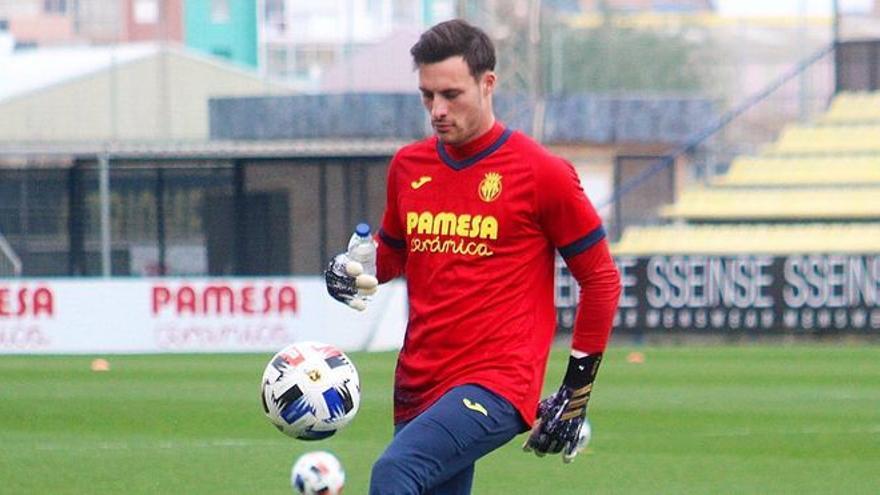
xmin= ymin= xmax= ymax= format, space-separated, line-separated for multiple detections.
xmin=369 ymin=384 xmax=527 ymax=494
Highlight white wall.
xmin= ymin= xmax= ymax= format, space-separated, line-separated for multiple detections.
xmin=0 ymin=277 xmax=407 ymax=354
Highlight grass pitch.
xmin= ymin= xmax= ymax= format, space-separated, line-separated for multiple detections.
xmin=1 ymin=345 xmax=878 ymax=494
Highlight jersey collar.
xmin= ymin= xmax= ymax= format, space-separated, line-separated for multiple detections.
xmin=436 ymin=123 xmax=513 ymax=171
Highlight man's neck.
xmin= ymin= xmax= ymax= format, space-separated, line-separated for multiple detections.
xmin=444 ymin=119 xmax=502 ymax=161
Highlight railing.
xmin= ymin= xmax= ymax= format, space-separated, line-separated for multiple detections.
xmin=598 ymin=42 xmax=837 ymax=238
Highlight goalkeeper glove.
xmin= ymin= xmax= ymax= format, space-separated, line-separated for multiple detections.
xmin=523 ymin=353 xmax=602 ymax=463
xmin=324 ymin=253 xmax=378 ymax=311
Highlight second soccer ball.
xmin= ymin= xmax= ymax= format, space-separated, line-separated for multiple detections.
xmin=291 ymin=450 xmax=346 ymax=495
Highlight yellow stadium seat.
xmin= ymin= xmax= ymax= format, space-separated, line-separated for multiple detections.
xmin=612 ymin=223 xmax=880 ymax=255
xmin=820 ymin=91 xmax=880 ymax=124
xmin=659 ymin=187 xmax=880 ymax=220
xmin=767 ymin=124 xmax=880 ymax=154
xmin=713 ymin=156 xmax=880 ymax=186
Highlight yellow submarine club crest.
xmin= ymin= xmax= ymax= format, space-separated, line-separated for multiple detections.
xmin=478 ymin=172 xmax=502 ymax=202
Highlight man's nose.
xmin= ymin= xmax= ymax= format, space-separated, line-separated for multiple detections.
xmin=431 ymin=99 xmax=448 ymax=119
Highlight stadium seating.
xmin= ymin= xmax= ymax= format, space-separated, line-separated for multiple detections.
xmin=659 ymin=187 xmax=880 ymax=220
xmin=614 ymin=223 xmax=880 ymax=255
xmin=766 ymin=124 xmax=880 ymax=154
xmin=819 ymin=91 xmax=880 ymax=124
xmin=612 ymin=90 xmax=880 ymax=255
xmin=713 ymin=156 xmax=880 ymax=186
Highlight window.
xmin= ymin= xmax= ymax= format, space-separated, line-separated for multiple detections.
xmin=43 ymin=0 xmax=67 ymax=14
xmin=293 ymin=46 xmax=336 ymax=79
xmin=211 ymin=0 xmax=231 ymax=23
xmin=0 ymin=170 xmax=66 ymax=237
xmin=266 ymin=0 xmax=285 ymax=19
xmin=134 ymin=0 xmax=158 ymax=24
xmin=79 ymin=166 xmax=235 ymax=276
xmin=265 ymin=0 xmax=286 ymax=32
xmin=392 ymin=0 xmax=417 ymax=25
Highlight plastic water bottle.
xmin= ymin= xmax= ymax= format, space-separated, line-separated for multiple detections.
xmin=347 ymin=222 xmax=376 ymax=278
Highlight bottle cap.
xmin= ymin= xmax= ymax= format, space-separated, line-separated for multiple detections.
xmin=355 ymin=223 xmax=371 ymax=237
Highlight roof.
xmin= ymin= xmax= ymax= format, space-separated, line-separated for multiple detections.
xmin=0 ymin=138 xmax=406 ymax=163
xmin=0 ymin=42 xmax=291 ymax=104
xmin=0 ymin=43 xmax=157 ymax=102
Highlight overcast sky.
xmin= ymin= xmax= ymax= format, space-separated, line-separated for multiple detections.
xmin=715 ymin=0 xmax=874 ymax=16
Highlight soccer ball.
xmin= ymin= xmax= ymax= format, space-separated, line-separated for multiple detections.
xmin=291 ymin=450 xmax=346 ymax=495
xmin=578 ymin=418 xmax=592 ymax=451
xmin=260 ymin=341 xmax=360 ymax=440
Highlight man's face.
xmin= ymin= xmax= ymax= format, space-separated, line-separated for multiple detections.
xmin=418 ymin=56 xmax=495 ymax=146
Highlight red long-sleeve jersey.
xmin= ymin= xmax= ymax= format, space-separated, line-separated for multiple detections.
xmin=376 ymin=122 xmax=620 ymax=426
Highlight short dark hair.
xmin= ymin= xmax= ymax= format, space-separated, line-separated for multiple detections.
xmin=410 ymin=19 xmax=496 ymax=78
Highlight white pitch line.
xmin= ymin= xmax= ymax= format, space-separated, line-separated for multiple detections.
xmin=701 ymin=425 xmax=880 ymax=437
xmin=20 ymin=425 xmax=880 ymax=452
xmin=30 ymin=438 xmax=279 ymax=452
xmin=577 ymin=425 xmax=880 ymax=439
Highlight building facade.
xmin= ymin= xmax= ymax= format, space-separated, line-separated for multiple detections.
xmin=578 ymin=0 xmax=714 ymax=13
xmin=77 ymin=0 xmax=184 ymax=44
xmin=0 ymin=0 xmax=183 ymax=46
xmin=260 ymin=0 xmax=455 ymax=90
xmin=124 ymin=0 xmax=183 ymax=42
xmin=184 ymin=0 xmax=258 ymax=68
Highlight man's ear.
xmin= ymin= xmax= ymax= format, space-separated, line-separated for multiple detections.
xmin=481 ymin=71 xmax=496 ymax=95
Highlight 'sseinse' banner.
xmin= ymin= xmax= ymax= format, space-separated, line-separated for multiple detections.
xmin=556 ymin=254 xmax=880 ymax=333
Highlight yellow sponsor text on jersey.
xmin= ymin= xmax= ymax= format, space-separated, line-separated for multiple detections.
xmin=406 ymin=211 xmax=499 ymax=240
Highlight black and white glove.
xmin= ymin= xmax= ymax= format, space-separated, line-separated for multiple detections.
xmin=324 ymin=253 xmax=379 ymax=311
xmin=523 ymin=353 xmax=602 ymax=463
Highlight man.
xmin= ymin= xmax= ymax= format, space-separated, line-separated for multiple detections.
xmin=325 ymin=19 xmax=621 ymax=494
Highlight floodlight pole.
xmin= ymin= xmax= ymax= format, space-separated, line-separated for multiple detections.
xmin=832 ymin=0 xmax=840 ymax=43
xmin=529 ymin=0 xmax=544 ymax=142
xmin=831 ymin=0 xmax=840 ymax=94
xmin=456 ymin=0 xmax=466 ymax=18
xmin=99 ymin=153 xmax=112 ymax=277
xmin=798 ymin=0 xmax=808 ymax=122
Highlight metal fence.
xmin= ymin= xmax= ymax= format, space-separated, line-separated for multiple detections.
xmin=0 ymin=144 xmax=397 ymax=277
xmin=0 ymin=230 xmax=22 ymax=277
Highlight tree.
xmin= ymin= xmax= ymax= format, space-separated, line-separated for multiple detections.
xmin=458 ymin=0 xmax=712 ymax=95
xmin=542 ymin=21 xmax=711 ymax=94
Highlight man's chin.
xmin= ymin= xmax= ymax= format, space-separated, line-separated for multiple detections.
xmin=435 ymin=131 xmax=462 ymax=146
